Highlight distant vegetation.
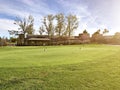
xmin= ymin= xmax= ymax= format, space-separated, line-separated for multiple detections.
xmin=0 ymin=14 xmax=120 ymax=46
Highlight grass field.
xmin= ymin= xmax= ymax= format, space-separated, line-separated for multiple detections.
xmin=0 ymin=44 xmax=120 ymax=90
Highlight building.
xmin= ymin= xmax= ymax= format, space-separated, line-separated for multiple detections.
xmin=17 ymin=33 xmax=91 ymax=46
xmin=26 ymin=35 xmax=50 ymax=46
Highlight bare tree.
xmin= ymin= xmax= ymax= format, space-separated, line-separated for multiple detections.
xmin=42 ymin=14 xmax=55 ymax=37
xmin=39 ymin=25 xmax=45 ymax=35
xmin=14 ymin=15 xmax=34 ymax=44
xmin=66 ymin=14 xmax=79 ymax=37
xmin=55 ymin=13 xmax=65 ymax=36
xmin=14 ymin=15 xmax=34 ymax=36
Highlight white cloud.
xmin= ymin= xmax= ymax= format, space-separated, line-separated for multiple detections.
xmin=0 ymin=0 xmax=57 ymax=37
xmin=0 ymin=19 xmax=18 ymax=30
xmin=0 ymin=0 xmax=120 ymax=37
xmin=57 ymin=0 xmax=120 ymax=35
xmin=57 ymin=0 xmax=100 ymax=35
xmin=0 ymin=19 xmax=19 ymax=37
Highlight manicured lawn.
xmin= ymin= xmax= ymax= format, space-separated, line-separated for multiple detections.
xmin=0 ymin=44 xmax=120 ymax=90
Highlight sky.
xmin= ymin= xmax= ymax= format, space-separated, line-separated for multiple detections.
xmin=0 ymin=0 xmax=120 ymax=37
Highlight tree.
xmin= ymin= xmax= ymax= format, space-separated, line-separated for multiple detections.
xmin=91 ymin=29 xmax=104 ymax=43
xmin=0 ymin=37 xmax=7 ymax=46
xmin=14 ymin=15 xmax=34 ymax=44
xmin=39 ymin=25 xmax=45 ymax=35
xmin=8 ymin=30 xmax=15 ymax=36
xmin=66 ymin=14 xmax=78 ymax=37
xmin=112 ymin=32 xmax=120 ymax=44
xmin=55 ymin=13 xmax=65 ymax=36
xmin=83 ymin=29 xmax=88 ymax=34
xmin=103 ymin=28 xmax=109 ymax=35
xmin=42 ymin=14 xmax=55 ymax=37
xmin=10 ymin=37 xmax=17 ymax=43
xmin=93 ymin=29 xmax=101 ymax=35
xmin=0 ymin=37 xmax=1 ymax=46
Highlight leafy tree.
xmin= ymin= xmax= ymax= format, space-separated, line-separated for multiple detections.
xmin=0 ymin=37 xmax=7 ymax=46
xmin=66 ymin=14 xmax=78 ymax=37
xmin=114 ymin=32 xmax=120 ymax=38
xmin=93 ymin=29 xmax=101 ymax=35
xmin=83 ymin=29 xmax=88 ymax=34
xmin=112 ymin=32 xmax=120 ymax=44
xmin=91 ymin=29 xmax=105 ymax=43
xmin=0 ymin=37 xmax=1 ymax=45
xmin=10 ymin=37 xmax=17 ymax=43
xmin=103 ymin=28 xmax=109 ymax=35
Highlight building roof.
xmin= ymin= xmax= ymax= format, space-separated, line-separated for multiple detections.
xmin=103 ymin=35 xmax=113 ymax=39
xmin=27 ymin=35 xmax=49 ymax=38
xmin=28 ymin=38 xmax=50 ymax=41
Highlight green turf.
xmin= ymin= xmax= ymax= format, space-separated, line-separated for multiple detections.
xmin=0 ymin=44 xmax=120 ymax=90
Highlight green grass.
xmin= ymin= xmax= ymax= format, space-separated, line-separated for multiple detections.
xmin=0 ymin=44 xmax=120 ymax=90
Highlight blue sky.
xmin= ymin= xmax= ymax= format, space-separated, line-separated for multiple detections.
xmin=0 ymin=0 xmax=120 ymax=37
